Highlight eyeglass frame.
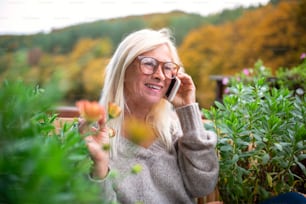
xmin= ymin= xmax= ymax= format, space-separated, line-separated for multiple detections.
xmin=136 ymin=56 xmax=180 ymax=79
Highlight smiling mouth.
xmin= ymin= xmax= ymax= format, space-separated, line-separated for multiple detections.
xmin=145 ymin=83 xmax=162 ymax=91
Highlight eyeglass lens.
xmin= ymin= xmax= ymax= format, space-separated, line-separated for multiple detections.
xmin=139 ymin=56 xmax=179 ymax=79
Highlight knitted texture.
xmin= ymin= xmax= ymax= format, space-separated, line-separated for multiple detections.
xmin=98 ymin=103 xmax=219 ymax=204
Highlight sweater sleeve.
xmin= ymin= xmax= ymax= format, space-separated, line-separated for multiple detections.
xmin=175 ymin=103 xmax=219 ymax=197
xmin=88 ymin=169 xmax=118 ymax=203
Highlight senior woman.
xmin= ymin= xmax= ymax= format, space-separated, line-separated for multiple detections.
xmin=83 ymin=28 xmax=219 ymax=204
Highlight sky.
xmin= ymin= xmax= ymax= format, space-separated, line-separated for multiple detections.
xmin=0 ymin=0 xmax=270 ymax=35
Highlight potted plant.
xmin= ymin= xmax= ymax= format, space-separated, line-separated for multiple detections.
xmin=203 ymin=60 xmax=306 ymax=203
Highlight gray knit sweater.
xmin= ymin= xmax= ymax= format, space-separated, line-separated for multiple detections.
xmin=98 ymin=103 xmax=219 ymax=204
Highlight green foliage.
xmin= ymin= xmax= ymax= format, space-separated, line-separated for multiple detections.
xmin=203 ymin=6 xmax=250 ymax=25
xmin=169 ymin=14 xmax=208 ymax=45
xmin=0 ymin=8 xmax=249 ymax=55
xmin=203 ymin=60 xmax=306 ymax=203
xmin=0 ymin=80 xmax=108 ymax=204
xmin=0 ymin=17 xmax=146 ymax=54
xmin=276 ymin=58 xmax=306 ymax=96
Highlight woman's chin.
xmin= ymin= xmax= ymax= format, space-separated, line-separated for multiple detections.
xmin=145 ymin=95 xmax=163 ymax=105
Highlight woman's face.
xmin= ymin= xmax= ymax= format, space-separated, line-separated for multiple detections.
xmin=124 ymin=44 xmax=173 ymax=107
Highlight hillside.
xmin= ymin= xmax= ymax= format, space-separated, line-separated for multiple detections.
xmin=180 ymin=0 xmax=305 ymax=106
xmin=1 ymin=0 xmax=304 ymax=108
xmin=0 ymin=6 xmax=253 ymax=55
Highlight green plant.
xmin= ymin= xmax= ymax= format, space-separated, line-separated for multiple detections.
xmin=0 ymin=80 xmax=109 ymax=204
xmin=275 ymin=58 xmax=306 ymax=96
xmin=203 ymin=60 xmax=306 ymax=203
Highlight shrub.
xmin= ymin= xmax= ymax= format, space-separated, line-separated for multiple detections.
xmin=0 ymin=80 xmax=106 ymax=204
xmin=203 ymin=60 xmax=306 ymax=203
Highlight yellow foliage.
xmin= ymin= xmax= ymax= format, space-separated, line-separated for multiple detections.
xmin=53 ymin=55 xmax=67 ymax=64
xmin=82 ymin=58 xmax=109 ymax=95
xmin=179 ymin=1 xmax=302 ymax=108
xmin=70 ymin=38 xmax=113 ymax=60
xmin=93 ymin=38 xmax=113 ymax=57
xmin=70 ymin=38 xmax=98 ymax=60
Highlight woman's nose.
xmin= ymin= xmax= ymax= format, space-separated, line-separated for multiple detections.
xmin=152 ymin=65 xmax=166 ymax=80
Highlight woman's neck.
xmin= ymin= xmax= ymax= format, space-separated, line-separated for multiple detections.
xmin=123 ymin=101 xmax=157 ymax=148
xmin=125 ymin=101 xmax=153 ymax=121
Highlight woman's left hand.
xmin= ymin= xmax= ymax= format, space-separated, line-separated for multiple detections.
xmin=172 ymin=72 xmax=196 ymax=107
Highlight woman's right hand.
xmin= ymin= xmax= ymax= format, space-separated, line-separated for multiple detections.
xmin=79 ymin=118 xmax=110 ymax=179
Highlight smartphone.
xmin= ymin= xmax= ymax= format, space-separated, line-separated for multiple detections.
xmin=165 ymin=77 xmax=181 ymax=102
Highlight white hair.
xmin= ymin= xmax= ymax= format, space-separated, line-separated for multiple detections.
xmin=99 ymin=28 xmax=182 ymax=158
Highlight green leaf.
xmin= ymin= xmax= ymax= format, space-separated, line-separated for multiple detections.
xmin=220 ymin=145 xmax=232 ymax=152
xmin=215 ymin=101 xmax=226 ymax=110
xmin=294 ymin=156 xmax=306 ymax=175
xmin=232 ymin=154 xmax=239 ymax=163
xmin=274 ymin=143 xmax=283 ymax=151
xmin=266 ymin=173 xmax=273 ymax=188
xmin=262 ymin=153 xmax=270 ymax=165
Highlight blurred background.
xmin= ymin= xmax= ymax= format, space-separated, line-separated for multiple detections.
xmin=0 ymin=0 xmax=305 ymax=108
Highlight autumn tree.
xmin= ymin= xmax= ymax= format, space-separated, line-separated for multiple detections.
xmin=179 ymin=0 xmax=304 ymax=108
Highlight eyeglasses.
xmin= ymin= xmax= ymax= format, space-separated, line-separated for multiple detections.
xmin=137 ymin=56 xmax=180 ymax=79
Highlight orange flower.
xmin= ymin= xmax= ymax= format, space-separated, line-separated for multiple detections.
xmin=108 ymin=102 xmax=122 ymax=119
xmin=76 ymin=100 xmax=106 ymax=122
xmin=125 ymin=117 xmax=154 ymax=146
